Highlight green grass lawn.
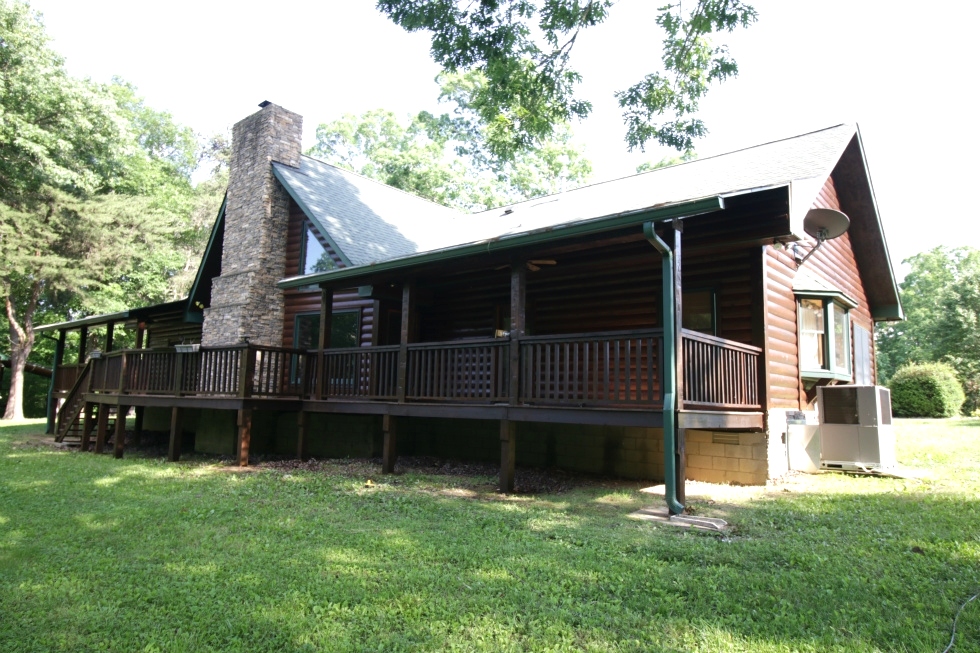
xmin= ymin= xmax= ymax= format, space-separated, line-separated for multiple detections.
xmin=1 ymin=418 xmax=978 ymax=652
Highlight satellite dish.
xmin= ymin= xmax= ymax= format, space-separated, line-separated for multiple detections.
xmin=794 ymin=209 xmax=851 ymax=267
xmin=803 ymin=208 xmax=850 ymax=241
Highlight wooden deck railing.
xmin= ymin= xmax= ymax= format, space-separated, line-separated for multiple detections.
xmin=681 ymin=329 xmax=762 ymax=409
xmin=77 ymin=329 xmax=762 ymax=412
xmin=88 ymin=344 xmax=308 ymax=399
xmin=407 ymin=338 xmax=509 ymax=402
xmin=317 ymin=345 xmax=400 ymax=400
xmin=53 ymin=363 xmax=87 ymax=394
xmin=520 ymin=330 xmax=663 ymax=407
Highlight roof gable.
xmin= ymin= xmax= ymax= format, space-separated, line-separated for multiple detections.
xmin=272 ymin=157 xmax=464 ymax=267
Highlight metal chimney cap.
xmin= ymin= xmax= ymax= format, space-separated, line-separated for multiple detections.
xmin=258 ymin=100 xmax=272 ymax=108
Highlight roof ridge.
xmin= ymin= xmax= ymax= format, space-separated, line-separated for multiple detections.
xmin=473 ymin=123 xmax=854 ymax=216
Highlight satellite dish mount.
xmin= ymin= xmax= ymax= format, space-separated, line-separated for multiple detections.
xmin=793 ymin=208 xmax=850 ymax=267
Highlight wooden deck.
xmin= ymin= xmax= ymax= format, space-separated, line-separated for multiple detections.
xmin=57 ymin=328 xmax=762 ymax=432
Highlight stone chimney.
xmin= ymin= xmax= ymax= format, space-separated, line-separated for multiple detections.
xmin=202 ymin=102 xmax=302 ymax=346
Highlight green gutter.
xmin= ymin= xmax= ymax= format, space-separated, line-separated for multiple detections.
xmin=280 ymin=196 xmax=725 ymax=289
xmin=644 ymin=222 xmax=685 ymax=516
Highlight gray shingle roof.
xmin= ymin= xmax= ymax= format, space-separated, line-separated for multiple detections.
xmin=272 ymin=157 xmax=465 ymax=267
xmin=470 ymin=123 xmax=856 ymax=237
xmin=275 ymin=124 xmax=857 ymax=269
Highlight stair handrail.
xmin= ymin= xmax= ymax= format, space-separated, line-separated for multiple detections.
xmin=55 ymin=358 xmax=93 ymax=442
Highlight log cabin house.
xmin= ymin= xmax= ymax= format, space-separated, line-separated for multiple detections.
xmin=38 ymin=102 xmax=902 ymax=512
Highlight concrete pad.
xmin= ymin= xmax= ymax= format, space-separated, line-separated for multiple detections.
xmin=628 ymin=506 xmax=729 ymax=532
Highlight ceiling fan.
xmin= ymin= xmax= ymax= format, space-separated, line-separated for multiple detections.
xmin=494 ymin=259 xmax=557 ymax=272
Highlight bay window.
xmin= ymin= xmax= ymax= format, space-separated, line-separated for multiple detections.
xmin=798 ymin=296 xmax=851 ymax=380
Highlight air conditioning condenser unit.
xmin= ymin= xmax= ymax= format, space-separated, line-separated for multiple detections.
xmin=816 ymin=385 xmax=895 ymax=472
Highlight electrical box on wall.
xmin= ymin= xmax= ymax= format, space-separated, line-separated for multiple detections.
xmin=816 ymin=385 xmax=895 ymax=471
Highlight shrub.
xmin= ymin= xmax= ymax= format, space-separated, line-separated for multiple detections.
xmin=889 ymin=362 xmax=966 ymax=418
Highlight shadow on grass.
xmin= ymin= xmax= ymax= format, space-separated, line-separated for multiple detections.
xmin=1 ymin=426 xmax=979 ymax=652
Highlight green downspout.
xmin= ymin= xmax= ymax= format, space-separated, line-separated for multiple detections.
xmin=644 ymin=222 xmax=684 ymax=515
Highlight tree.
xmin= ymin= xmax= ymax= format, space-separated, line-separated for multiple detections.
xmin=636 ymin=150 xmax=698 ymax=173
xmin=0 ymin=1 xmax=203 ymax=419
xmin=377 ymin=0 xmax=757 ymax=159
xmin=309 ymin=73 xmax=592 ymax=211
xmin=876 ymin=246 xmax=980 ymax=414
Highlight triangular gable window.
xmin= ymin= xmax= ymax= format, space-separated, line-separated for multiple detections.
xmin=301 ymin=222 xmax=337 ymax=275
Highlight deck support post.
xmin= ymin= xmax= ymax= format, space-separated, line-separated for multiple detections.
xmin=382 ymin=414 xmax=398 ymax=474
xmin=80 ymin=402 xmax=95 ymax=452
xmin=499 ymin=420 xmax=516 ymax=493
xmin=509 ymin=263 xmax=527 ymax=405
xmin=113 ymin=405 xmax=128 ymax=459
xmin=316 ymin=288 xmax=333 ymax=400
xmin=168 ymin=407 xmax=183 ymax=462
xmin=133 ymin=406 xmax=144 ymax=447
xmin=237 ymin=407 xmax=253 ymax=467
xmin=297 ymin=410 xmax=308 ymax=461
xmin=105 ymin=321 xmax=115 ymax=353
xmin=94 ymin=403 xmax=109 ymax=454
xmin=135 ymin=322 xmax=145 ymax=349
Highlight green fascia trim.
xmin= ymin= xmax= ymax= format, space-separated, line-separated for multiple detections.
xmin=794 ymin=291 xmax=859 ymax=310
xmin=35 ymin=310 xmax=133 ymax=333
xmin=871 ymin=304 xmax=904 ymax=321
xmin=272 ymin=165 xmax=355 ymax=268
xmin=280 ymin=196 xmax=725 ymax=290
xmin=187 ymin=195 xmax=227 ymax=309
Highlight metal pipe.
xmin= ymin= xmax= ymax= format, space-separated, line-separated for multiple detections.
xmin=644 ymin=222 xmax=684 ymax=515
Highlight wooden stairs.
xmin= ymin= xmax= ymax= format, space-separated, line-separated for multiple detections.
xmin=54 ymin=360 xmax=122 ymax=449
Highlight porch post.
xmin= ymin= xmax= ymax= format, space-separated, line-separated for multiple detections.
xmin=135 ymin=322 xmax=146 ymax=349
xmin=237 ymin=407 xmax=253 ymax=466
xmin=382 ymin=414 xmax=398 ymax=474
xmin=168 ymin=407 xmax=183 ymax=462
xmin=499 ymin=419 xmax=516 ymax=493
xmin=316 ymin=287 xmax=333 ymax=400
xmin=113 ymin=405 xmax=128 ymax=459
xmin=672 ymin=220 xmax=686 ymax=505
xmin=509 ymin=263 xmax=527 ymax=405
xmin=45 ymin=330 xmax=66 ymax=434
xmin=105 ymin=321 xmax=115 ymax=353
xmin=396 ymin=280 xmax=415 ymax=403
xmin=78 ymin=326 xmax=88 ymax=363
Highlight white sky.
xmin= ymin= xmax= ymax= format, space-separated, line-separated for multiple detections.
xmin=26 ymin=0 xmax=980 ymax=278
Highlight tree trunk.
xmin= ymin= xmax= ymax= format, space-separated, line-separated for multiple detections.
xmin=2 ymin=283 xmax=40 ymax=421
xmin=2 ymin=347 xmax=29 ymax=420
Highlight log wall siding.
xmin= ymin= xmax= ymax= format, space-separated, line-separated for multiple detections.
xmin=147 ymin=322 xmax=203 ymax=349
xmin=765 ymin=246 xmax=802 ymax=409
xmin=282 ymin=201 xmax=374 ymax=349
xmin=764 ymin=174 xmax=877 ymax=410
xmin=809 ymin=176 xmax=875 ymax=384
xmin=416 ymin=236 xmax=759 ymax=347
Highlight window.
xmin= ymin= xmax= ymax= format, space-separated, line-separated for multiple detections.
xmin=300 ymin=223 xmax=336 ymax=275
xmin=294 ymin=311 xmax=360 ymax=350
xmin=798 ymin=297 xmax=851 ymax=380
xmin=683 ymin=289 xmax=716 ymax=335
